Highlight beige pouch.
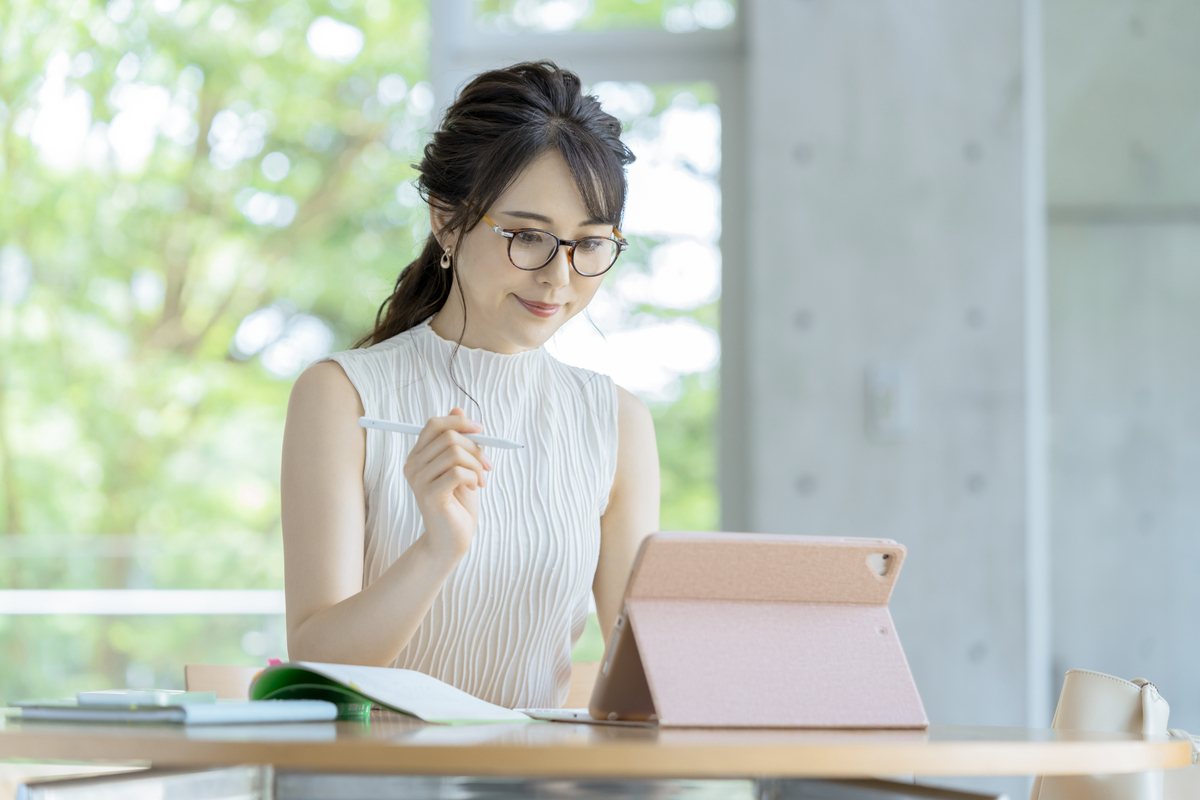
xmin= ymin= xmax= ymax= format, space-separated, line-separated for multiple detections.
xmin=1030 ymin=669 xmax=1198 ymax=800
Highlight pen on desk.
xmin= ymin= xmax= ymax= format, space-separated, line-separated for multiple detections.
xmin=358 ymin=417 xmax=524 ymax=450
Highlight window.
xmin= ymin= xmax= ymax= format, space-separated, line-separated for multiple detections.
xmin=0 ymin=0 xmax=430 ymax=699
xmin=548 ymin=81 xmax=722 ymax=530
xmin=1 ymin=0 xmax=741 ymax=700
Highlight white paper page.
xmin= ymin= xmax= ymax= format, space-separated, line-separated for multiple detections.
xmin=295 ymin=662 xmax=530 ymax=722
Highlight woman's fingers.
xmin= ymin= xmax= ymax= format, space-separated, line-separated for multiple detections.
xmin=444 ymin=408 xmax=493 ymax=469
xmin=429 ymin=465 xmax=480 ymax=498
xmin=413 ymin=408 xmax=481 ymax=452
xmin=412 ymin=441 xmax=488 ymax=491
xmin=401 ymin=409 xmax=489 ymax=561
xmin=407 ymin=411 xmax=492 ymax=473
xmin=405 ymin=429 xmax=490 ymax=481
xmin=446 ymin=408 xmax=492 ymax=468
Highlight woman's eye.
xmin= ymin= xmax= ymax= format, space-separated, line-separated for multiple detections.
xmin=576 ymin=239 xmax=603 ymax=252
xmin=515 ymin=231 xmax=545 ymax=245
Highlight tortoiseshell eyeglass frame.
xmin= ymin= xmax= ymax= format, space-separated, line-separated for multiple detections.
xmin=481 ymin=213 xmax=629 ymax=277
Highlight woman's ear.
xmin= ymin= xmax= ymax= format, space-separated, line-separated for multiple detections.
xmin=429 ymin=202 xmax=454 ymax=249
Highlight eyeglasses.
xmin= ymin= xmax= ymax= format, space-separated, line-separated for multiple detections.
xmin=481 ymin=214 xmax=628 ymax=277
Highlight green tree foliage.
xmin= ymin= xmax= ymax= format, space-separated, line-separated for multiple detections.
xmin=0 ymin=0 xmax=718 ymax=700
xmin=1 ymin=0 xmax=431 ymax=544
xmin=653 ymin=370 xmax=717 ymax=532
xmin=1 ymin=0 xmax=431 ymax=698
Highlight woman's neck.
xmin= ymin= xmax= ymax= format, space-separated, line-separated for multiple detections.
xmin=428 ymin=307 xmax=535 ymax=355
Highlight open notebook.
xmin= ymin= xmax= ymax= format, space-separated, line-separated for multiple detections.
xmin=250 ymin=661 xmax=532 ymax=724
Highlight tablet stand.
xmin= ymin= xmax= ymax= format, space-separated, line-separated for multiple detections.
xmin=592 ymin=533 xmax=929 ymax=728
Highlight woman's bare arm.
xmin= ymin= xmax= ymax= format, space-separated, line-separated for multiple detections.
xmin=592 ymin=386 xmax=661 ymax=642
xmin=281 ymin=361 xmax=488 ymax=666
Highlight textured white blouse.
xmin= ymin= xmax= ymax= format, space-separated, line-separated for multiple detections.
xmin=325 ymin=319 xmax=619 ymax=709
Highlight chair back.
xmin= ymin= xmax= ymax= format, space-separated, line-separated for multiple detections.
xmin=184 ymin=664 xmax=262 ymax=700
xmin=566 ymin=662 xmax=600 ymax=709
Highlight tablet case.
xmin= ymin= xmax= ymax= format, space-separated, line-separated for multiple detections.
xmin=588 ymin=532 xmax=928 ymax=728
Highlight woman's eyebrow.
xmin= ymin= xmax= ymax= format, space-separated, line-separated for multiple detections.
xmin=500 ymin=210 xmax=610 ymax=227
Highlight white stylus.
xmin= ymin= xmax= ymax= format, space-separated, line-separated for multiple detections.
xmin=358 ymin=417 xmax=524 ymax=450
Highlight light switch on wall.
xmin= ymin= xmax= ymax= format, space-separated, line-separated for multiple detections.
xmin=864 ymin=364 xmax=912 ymax=442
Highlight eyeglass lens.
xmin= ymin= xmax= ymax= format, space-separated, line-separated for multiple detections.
xmin=509 ymin=230 xmax=619 ymax=276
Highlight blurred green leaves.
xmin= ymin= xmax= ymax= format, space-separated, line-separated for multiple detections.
xmin=653 ymin=370 xmax=717 ymax=531
xmin=0 ymin=0 xmax=720 ymax=701
xmin=1 ymin=0 xmax=430 ymax=699
xmin=1 ymin=0 xmax=430 ymax=544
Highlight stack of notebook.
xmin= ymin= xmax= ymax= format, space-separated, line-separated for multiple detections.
xmin=14 ymin=688 xmax=338 ymax=724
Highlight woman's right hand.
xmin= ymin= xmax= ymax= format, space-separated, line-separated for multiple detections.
xmin=403 ymin=408 xmax=493 ymax=563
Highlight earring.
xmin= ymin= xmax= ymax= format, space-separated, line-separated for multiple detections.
xmin=440 ymin=249 xmax=452 ymax=269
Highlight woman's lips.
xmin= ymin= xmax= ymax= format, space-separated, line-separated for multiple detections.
xmin=516 ymin=297 xmax=561 ymax=318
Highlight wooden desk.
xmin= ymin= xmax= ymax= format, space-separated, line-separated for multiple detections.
xmin=0 ymin=711 xmax=1190 ymax=779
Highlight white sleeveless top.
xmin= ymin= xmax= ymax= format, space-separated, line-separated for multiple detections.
xmin=325 ymin=319 xmax=619 ymax=709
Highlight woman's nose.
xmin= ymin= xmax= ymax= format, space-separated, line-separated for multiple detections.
xmin=537 ymin=245 xmax=572 ymax=288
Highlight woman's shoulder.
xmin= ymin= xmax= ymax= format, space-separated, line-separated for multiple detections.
xmin=289 ymin=359 xmax=363 ymax=418
xmin=614 ymin=384 xmax=652 ymax=438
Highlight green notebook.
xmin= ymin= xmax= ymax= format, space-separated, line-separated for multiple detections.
xmin=250 ymin=661 xmax=531 ymax=725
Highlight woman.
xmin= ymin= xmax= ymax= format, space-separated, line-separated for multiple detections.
xmin=280 ymin=62 xmax=661 ymax=709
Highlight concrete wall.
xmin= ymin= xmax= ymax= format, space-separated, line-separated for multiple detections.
xmin=743 ymin=0 xmax=1200 ymax=763
xmin=1046 ymin=0 xmax=1200 ymax=728
xmin=743 ymin=0 xmax=1047 ymax=742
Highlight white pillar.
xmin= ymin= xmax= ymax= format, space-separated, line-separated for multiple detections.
xmin=1045 ymin=0 xmax=1200 ymax=726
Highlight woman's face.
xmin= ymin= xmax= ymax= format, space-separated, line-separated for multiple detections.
xmin=430 ymin=150 xmax=616 ymax=354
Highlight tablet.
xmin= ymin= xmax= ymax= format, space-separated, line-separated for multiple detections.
xmin=587 ymin=532 xmax=928 ymax=728
xmin=519 ymin=708 xmax=655 ymax=727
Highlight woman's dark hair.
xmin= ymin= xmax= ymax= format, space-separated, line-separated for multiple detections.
xmin=356 ymin=60 xmax=636 ymax=348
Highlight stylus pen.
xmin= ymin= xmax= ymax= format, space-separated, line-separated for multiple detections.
xmin=358 ymin=417 xmax=524 ymax=450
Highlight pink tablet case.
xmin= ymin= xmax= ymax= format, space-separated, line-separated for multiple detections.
xmin=589 ymin=532 xmax=928 ymax=729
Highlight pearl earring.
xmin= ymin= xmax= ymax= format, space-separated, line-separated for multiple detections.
xmin=440 ymin=249 xmax=452 ymax=269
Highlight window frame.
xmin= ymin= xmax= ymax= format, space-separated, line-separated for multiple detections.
xmin=0 ymin=590 xmax=284 ymax=615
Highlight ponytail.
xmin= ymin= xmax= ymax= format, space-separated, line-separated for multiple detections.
xmin=354 ymin=235 xmax=451 ymax=348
